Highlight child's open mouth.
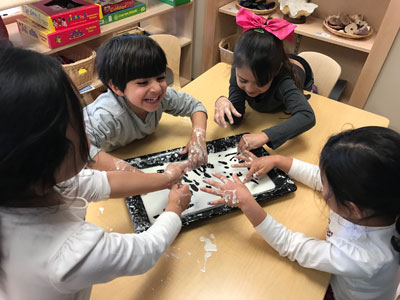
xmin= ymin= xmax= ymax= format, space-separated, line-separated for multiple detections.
xmin=144 ymin=97 xmax=160 ymax=105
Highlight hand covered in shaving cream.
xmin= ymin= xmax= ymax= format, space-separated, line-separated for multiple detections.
xmin=200 ymin=173 xmax=253 ymax=208
xmin=180 ymin=128 xmax=208 ymax=170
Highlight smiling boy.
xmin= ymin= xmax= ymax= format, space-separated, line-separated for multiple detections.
xmin=84 ymin=35 xmax=208 ymax=171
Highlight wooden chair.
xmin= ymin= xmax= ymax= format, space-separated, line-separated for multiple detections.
xmin=298 ymin=51 xmax=342 ymax=98
xmin=150 ymin=34 xmax=182 ymax=90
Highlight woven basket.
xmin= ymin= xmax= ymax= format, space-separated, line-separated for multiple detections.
xmin=323 ymin=21 xmax=373 ymax=39
xmin=55 ymin=45 xmax=96 ymax=90
xmin=236 ymin=1 xmax=277 ymax=15
xmin=218 ymin=33 xmax=240 ymax=65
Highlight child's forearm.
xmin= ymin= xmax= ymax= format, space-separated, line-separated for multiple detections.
xmin=91 ymin=151 xmax=142 ymax=173
xmin=106 ymin=171 xmax=172 ymax=198
xmin=239 ymin=197 xmax=268 ymax=227
xmin=190 ymin=111 xmax=207 ymax=132
xmin=271 ymin=155 xmax=293 ymax=174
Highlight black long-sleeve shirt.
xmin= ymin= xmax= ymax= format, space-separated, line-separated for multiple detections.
xmin=229 ymin=67 xmax=316 ymax=149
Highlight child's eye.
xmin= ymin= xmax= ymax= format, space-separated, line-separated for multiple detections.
xmin=239 ymin=79 xmax=247 ymax=83
xmin=157 ymin=76 xmax=166 ymax=82
xmin=137 ymin=81 xmax=148 ymax=86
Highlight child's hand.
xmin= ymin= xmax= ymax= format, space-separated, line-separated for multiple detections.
xmin=232 ymin=150 xmax=275 ymax=183
xmin=237 ymin=132 xmax=269 ymax=153
xmin=165 ymin=184 xmax=192 ymax=216
xmin=214 ymin=96 xmax=242 ymax=128
xmin=200 ymin=173 xmax=254 ymax=208
xmin=180 ymin=128 xmax=208 ymax=170
xmin=164 ymin=161 xmax=189 ymax=186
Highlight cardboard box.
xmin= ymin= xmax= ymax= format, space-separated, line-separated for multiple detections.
xmin=158 ymin=0 xmax=190 ymax=6
xmin=17 ymin=17 xmax=100 ymax=49
xmin=89 ymin=0 xmax=137 ymax=15
xmin=99 ymin=1 xmax=146 ymax=26
xmin=21 ymin=0 xmax=102 ymax=32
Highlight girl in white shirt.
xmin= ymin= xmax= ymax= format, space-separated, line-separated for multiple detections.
xmin=201 ymin=126 xmax=400 ymax=300
xmin=0 ymin=44 xmax=191 ymax=300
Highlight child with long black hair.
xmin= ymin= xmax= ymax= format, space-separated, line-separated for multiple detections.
xmin=202 ymin=126 xmax=400 ymax=300
xmin=0 ymin=44 xmax=191 ymax=300
xmin=214 ymin=8 xmax=315 ymax=151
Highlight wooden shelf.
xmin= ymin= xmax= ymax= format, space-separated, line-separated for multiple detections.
xmin=6 ymin=1 xmax=193 ymax=55
xmin=219 ymin=1 xmax=375 ymax=53
xmin=0 ymin=0 xmax=37 ymax=11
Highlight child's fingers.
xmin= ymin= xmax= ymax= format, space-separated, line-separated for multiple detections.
xmin=207 ymin=198 xmax=224 ymax=206
xmin=211 ymin=172 xmax=230 ymax=184
xmin=203 ymin=178 xmax=223 ymax=189
xmin=244 ymin=168 xmax=257 ymax=183
xmin=234 ymin=154 xmax=251 ymax=162
xmin=179 ymin=146 xmax=188 ymax=155
xmin=231 ymin=162 xmax=249 ymax=168
xmin=224 ymin=108 xmax=234 ymax=125
xmin=200 ymin=186 xmax=221 ymax=196
xmin=244 ymin=150 xmax=257 ymax=159
xmin=232 ymin=173 xmax=243 ymax=184
xmin=231 ymin=106 xmax=242 ymax=118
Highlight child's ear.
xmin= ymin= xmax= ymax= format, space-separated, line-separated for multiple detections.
xmin=109 ymin=80 xmax=124 ymax=96
xmin=347 ymin=202 xmax=364 ymax=220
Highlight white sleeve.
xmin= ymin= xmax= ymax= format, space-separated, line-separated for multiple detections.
xmin=55 ymin=169 xmax=111 ymax=202
xmin=49 ymin=212 xmax=182 ymax=293
xmin=255 ymin=214 xmax=377 ymax=278
xmin=288 ymin=158 xmax=323 ymax=191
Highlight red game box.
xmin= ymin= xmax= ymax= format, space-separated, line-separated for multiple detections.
xmin=21 ymin=0 xmax=102 ymax=32
xmin=17 ymin=16 xmax=100 ymax=49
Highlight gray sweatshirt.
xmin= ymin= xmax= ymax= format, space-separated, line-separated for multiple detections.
xmin=84 ymin=87 xmax=207 ymax=158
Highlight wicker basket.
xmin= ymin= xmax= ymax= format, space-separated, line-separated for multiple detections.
xmin=54 ymin=45 xmax=96 ymax=90
xmin=218 ymin=34 xmax=240 ymax=65
xmin=323 ymin=21 xmax=373 ymax=39
xmin=236 ymin=1 xmax=277 ymax=15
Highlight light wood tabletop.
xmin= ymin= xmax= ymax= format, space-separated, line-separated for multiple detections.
xmin=87 ymin=62 xmax=389 ymax=300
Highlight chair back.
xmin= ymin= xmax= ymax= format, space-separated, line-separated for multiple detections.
xmin=150 ymin=34 xmax=181 ymax=90
xmin=298 ymin=51 xmax=341 ymax=98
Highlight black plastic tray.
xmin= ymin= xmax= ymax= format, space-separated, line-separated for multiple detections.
xmin=125 ymin=133 xmax=296 ymax=233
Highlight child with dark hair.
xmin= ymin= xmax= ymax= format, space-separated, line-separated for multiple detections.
xmin=202 ymin=126 xmax=400 ymax=300
xmin=84 ymin=34 xmax=208 ymax=172
xmin=0 ymin=45 xmax=191 ymax=300
xmin=214 ymin=8 xmax=315 ymax=151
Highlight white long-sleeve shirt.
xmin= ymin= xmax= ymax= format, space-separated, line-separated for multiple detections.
xmin=255 ymin=159 xmax=400 ymax=300
xmin=0 ymin=169 xmax=182 ymax=300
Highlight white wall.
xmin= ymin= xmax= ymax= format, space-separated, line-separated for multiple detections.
xmin=364 ymin=30 xmax=400 ymax=132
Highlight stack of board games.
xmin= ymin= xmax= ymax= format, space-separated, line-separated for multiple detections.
xmin=89 ymin=0 xmax=146 ymax=26
xmin=17 ymin=0 xmax=101 ymax=49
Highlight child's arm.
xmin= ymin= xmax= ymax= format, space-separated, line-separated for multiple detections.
xmin=200 ymin=174 xmax=369 ymax=277
xmin=263 ymin=82 xmax=315 ymax=150
xmin=90 ymin=150 xmax=142 ymax=173
xmin=49 ymin=184 xmax=192 ymax=291
xmin=180 ymin=111 xmax=208 ymax=170
xmin=57 ymin=161 xmax=188 ymax=201
xmin=106 ymin=161 xmax=188 ymax=198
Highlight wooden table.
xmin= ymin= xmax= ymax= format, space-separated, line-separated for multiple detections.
xmin=87 ymin=63 xmax=389 ymax=300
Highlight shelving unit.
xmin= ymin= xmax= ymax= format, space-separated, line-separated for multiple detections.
xmin=201 ymin=0 xmax=397 ymax=107
xmin=3 ymin=0 xmax=194 ymax=89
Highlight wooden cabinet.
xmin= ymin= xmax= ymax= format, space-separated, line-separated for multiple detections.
xmin=3 ymin=0 xmax=194 ymax=87
xmin=201 ymin=0 xmax=400 ymax=107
